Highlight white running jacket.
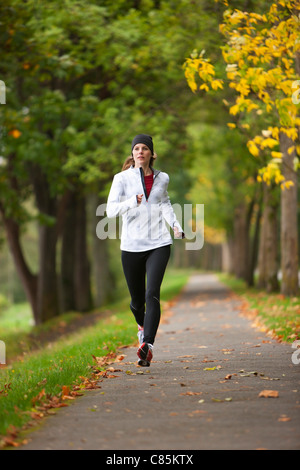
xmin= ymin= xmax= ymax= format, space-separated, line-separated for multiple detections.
xmin=106 ymin=166 xmax=183 ymax=252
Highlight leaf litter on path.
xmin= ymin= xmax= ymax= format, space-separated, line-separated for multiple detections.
xmin=258 ymin=390 xmax=279 ymax=398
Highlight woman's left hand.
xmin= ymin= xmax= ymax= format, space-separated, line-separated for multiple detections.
xmin=174 ymin=227 xmax=184 ymax=239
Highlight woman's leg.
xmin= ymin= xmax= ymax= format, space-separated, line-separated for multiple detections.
xmin=143 ymin=244 xmax=171 ymax=345
xmin=121 ymin=250 xmax=146 ymax=327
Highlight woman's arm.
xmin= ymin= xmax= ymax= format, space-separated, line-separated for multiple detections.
xmin=106 ymin=174 xmax=138 ymax=218
xmin=161 ymin=175 xmax=185 ymax=238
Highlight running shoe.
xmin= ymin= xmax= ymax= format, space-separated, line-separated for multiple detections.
xmin=137 ymin=325 xmax=144 ymax=345
xmin=137 ymin=342 xmax=153 ymax=367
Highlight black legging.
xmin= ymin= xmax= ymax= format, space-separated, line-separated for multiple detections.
xmin=121 ymin=244 xmax=171 ymax=345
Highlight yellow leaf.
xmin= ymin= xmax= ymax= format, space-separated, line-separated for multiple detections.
xmin=247 ymin=140 xmax=260 ymax=156
xmin=199 ymin=83 xmax=209 ymax=92
xmin=280 ymin=127 xmax=298 ymax=140
xmin=211 ymin=79 xmax=223 ymax=90
xmin=271 ymin=151 xmax=283 ymax=158
xmin=281 ymin=180 xmax=294 ymax=190
xmin=261 ymin=138 xmax=279 ymax=149
xmin=227 ymin=123 xmax=236 ymax=129
xmin=229 ymin=104 xmax=239 ymax=115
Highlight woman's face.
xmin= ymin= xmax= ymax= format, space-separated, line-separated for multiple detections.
xmin=132 ymin=143 xmax=152 ymax=168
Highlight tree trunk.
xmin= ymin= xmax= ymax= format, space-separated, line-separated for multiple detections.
xmin=91 ymin=193 xmax=116 ymax=306
xmin=28 ymin=163 xmax=60 ymax=323
xmin=60 ymin=191 xmax=77 ymax=312
xmin=224 ymin=236 xmax=235 ymax=275
xmin=37 ymin=217 xmax=60 ymax=323
xmin=232 ymin=202 xmax=249 ymax=281
xmin=0 ymin=213 xmax=38 ymax=323
xmin=257 ymin=182 xmax=279 ymax=292
xmin=247 ymin=195 xmax=262 ymax=287
xmin=279 ymin=132 xmax=299 ymax=296
xmin=74 ymin=193 xmax=93 ymax=312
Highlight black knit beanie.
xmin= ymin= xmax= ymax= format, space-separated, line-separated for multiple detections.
xmin=131 ymin=134 xmax=154 ymax=155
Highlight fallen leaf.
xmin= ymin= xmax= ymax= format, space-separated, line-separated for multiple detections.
xmin=258 ymin=390 xmax=279 ymax=398
xmin=2 ymin=438 xmax=20 ymax=447
xmin=78 ymin=376 xmax=101 ymax=389
xmin=190 ymin=300 xmax=206 ymax=307
xmin=37 ymin=378 xmax=47 ymax=387
xmin=62 ymin=385 xmax=70 ymax=397
xmin=31 ymin=389 xmax=46 ymax=406
xmin=92 ymin=351 xmax=123 ymax=368
xmin=240 ymin=371 xmax=258 ymax=377
xmin=211 ymin=397 xmax=232 ymax=402
xmin=30 ymin=411 xmax=44 ymax=419
xmin=278 ymin=415 xmax=291 ymax=422
xmin=188 ymin=410 xmax=207 ymax=416
xmin=224 ymin=373 xmax=237 ymax=380
xmin=115 ymin=354 xmax=125 ymax=362
xmin=260 ymin=376 xmax=280 ymax=381
xmin=180 ymin=391 xmax=202 ymax=396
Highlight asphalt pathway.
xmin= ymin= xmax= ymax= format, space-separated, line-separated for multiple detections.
xmin=20 ymin=273 xmax=300 ymax=451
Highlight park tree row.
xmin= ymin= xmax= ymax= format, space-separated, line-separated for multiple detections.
xmin=1 ymin=0 xmax=297 ymax=327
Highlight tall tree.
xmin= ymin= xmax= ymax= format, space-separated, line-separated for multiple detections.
xmin=184 ymin=0 xmax=299 ymax=295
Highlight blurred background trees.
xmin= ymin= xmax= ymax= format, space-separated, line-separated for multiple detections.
xmin=0 ymin=0 xmax=299 ymax=325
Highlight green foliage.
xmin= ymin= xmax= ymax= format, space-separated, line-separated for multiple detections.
xmin=0 ymin=0 xmax=210 ymax=212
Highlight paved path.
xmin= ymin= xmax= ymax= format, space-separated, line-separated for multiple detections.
xmin=20 ymin=274 xmax=300 ymax=451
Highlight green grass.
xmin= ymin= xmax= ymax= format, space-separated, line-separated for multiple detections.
xmin=218 ymin=273 xmax=300 ymax=343
xmin=0 ymin=268 xmax=192 ymax=444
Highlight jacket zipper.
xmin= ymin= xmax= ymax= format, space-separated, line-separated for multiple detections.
xmin=139 ymin=167 xmax=157 ymax=202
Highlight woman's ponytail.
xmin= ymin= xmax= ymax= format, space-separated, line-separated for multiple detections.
xmin=122 ymin=155 xmax=134 ymax=171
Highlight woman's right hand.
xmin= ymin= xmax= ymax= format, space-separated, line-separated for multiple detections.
xmin=136 ymin=194 xmax=143 ymax=204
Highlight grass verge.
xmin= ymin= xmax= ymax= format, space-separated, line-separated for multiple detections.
xmin=218 ymin=273 xmax=300 ymax=343
xmin=0 ymin=268 xmax=192 ymax=447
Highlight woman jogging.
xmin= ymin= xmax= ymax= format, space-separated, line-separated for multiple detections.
xmin=106 ymin=134 xmax=184 ymax=366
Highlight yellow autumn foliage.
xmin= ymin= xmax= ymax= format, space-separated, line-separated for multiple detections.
xmin=184 ymin=0 xmax=299 ymax=186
